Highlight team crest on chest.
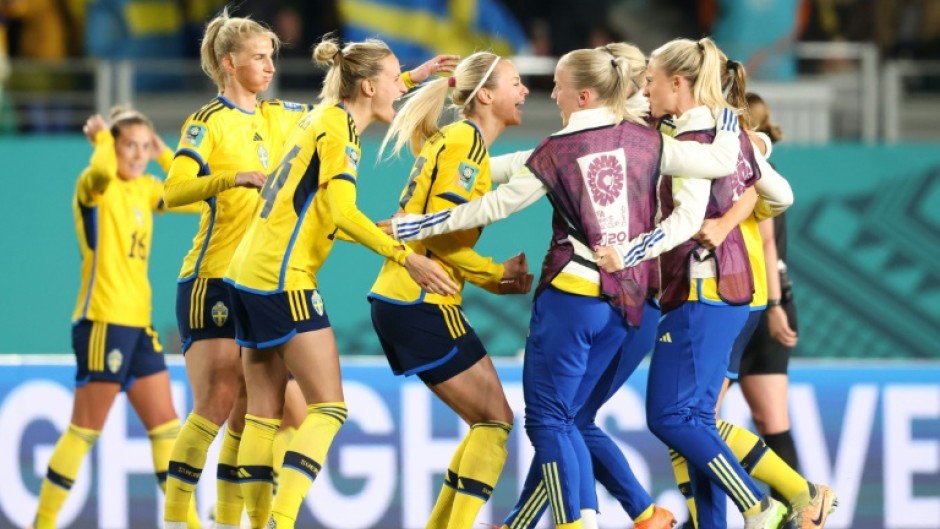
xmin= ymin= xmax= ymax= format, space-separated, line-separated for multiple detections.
xmin=134 ymin=206 xmax=143 ymax=227
xmin=212 ymin=301 xmax=229 ymax=327
xmin=107 ymin=348 xmax=123 ymax=374
xmin=457 ymin=162 xmax=479 ymax=191
xmin=311 ymin=290 xmax=325 ymax=316
xmin=258 ymin=144 xmax=269 ymax=169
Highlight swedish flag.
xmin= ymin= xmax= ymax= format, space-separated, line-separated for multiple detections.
xmin=339 ymin=0 xmax=528 ymax=68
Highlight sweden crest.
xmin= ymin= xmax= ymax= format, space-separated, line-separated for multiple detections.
xmin=311 ymin=290 xmax=324 ymax=316
xmin=107 ymin=348 xmax=123 ymax=374
xmin=212 ymin=301 xmax=229 ymax=327
xmin=258 ymin=144 xmax=270 ymax=169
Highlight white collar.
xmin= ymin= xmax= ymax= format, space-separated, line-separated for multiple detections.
xmin=552 ymin=107 xmax=619 ymax=136
xmin=672 ymin=105 xmax=717 ymax=134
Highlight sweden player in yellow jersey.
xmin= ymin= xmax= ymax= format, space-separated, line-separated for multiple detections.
xmin=370 ymin=51 xmax=533 ymax=529
xmin=30 ymin=109 xmax=201 ymax=529
xmin=161 ymin=10 xmax=313 ymax=529
xmin=224 ymin=37 xmax=457 ymax=529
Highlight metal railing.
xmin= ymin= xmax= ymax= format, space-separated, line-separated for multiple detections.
xmin=881 ymin=59 xmax=940 ymax=143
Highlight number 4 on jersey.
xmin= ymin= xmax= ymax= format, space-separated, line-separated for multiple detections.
xmin=260 ymin=145 xmax=302 ymax=219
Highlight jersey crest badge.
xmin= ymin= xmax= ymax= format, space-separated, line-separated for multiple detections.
xmin=311 ymin=290 xmax=325 ymax=316
xmin=134 ymin=207 xmax=143 ymax=227
xmin=186 ymin=124 xmax=207 ymax=147
xmin=258 ymin=144 xmax=270 ymax=169
xmin=212 ymin=301 xmax=229 ymax=327
xmin=457 ymin=162 xmax=479 ymax=191
xmin=107 ymin=348 xmax=123 ymax=374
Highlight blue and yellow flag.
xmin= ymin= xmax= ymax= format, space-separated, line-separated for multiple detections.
xmin=339 ymin=0 xmax=529 ymax=68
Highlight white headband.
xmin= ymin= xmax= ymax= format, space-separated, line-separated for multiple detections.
xmin=463 ymin=57 xmax=500 ymax=107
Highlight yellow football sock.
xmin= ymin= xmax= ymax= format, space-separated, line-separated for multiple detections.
xmin=165 ymin=413 xmax=219 ymax=523
xmin=669 ymin=449 xmax=697 ymax=529
xmin=239 ymin=415 xmax=281 ymax=528
xmin=269 ymin=402 xmax=347 ymax=529
xmin=426 ymin=433 xmax=471 ymax=529
xmin=717 ymin=420 xmax=810 ymax=508
xmin=33 ymin=424 xmax=100 ymax=529
xmin=556 ymin=520 xmax=583 ymax=529
xmin=273 ymin=426 xmax=297 ymax=493
xmin=448 ymin=422 xmax=511 ymax=529
xmin=149 ymin=419 xmax=202 ymax=529
xmin=216 ymin=427 xmax=244 ymax=526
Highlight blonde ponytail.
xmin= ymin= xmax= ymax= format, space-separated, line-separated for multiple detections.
xmin=380 ymin=77 xmax=450 ymax=158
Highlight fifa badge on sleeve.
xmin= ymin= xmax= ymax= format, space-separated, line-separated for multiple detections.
xmin=186 ymin=124 xmax=207 ymax=147
xmin=345 ymin=146 xmax=360 ymax=170
xmin=457 ymin=162 xmax=479 ymax=191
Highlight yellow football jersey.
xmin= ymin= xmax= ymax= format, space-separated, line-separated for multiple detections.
xmin=369 ymin=120 xmax=504 ymax=306
xmin=741 ymin=215 xmax=767 ymax=308
xmin=166 ymin=96 xmax=311 ymax=281
xmin=227 ymin=104 xmax=413 ymax=293
xmin=72 ymin=131 xmax=174 ymax=327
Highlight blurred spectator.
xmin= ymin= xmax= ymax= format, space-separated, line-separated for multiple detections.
xmin=181 ymin=0 xmax=225 ymax=57
xmin=504 ymin=0 xmax=618 ymax=56
xmin=872 ymin=0 xmax=940 ymax=59
xmin=2 ymin=0 xmax=84 ymax=132
xmin=700 ymin=0 xmax=810 ymax=81
xmin=1 ymin=0 xmax=81 ymax=61
xmin=337 ymin=0 xmax=528 ymax=70
xmin=0 ymin=11 xmax=14 ymax=134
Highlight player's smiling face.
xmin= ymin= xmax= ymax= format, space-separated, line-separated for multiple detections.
xmin=644 ymin=58 xmax=677 ymax=119
xmin=231 ymin=34 xmax=276 ymax=94
xmin=114 ymin=124 xmax=152 ymax=180
xmin=489 ymin=60 xmax=528 ymax=127
xmin=370 ymin=54 xmax=408 ymax=124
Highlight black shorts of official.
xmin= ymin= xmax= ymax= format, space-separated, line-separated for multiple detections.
xmin=369 ymin=297 xmax=487 ymax=386
xmin=72 ymin=320 xmax=167 ymax=391
xmin=726 ymin=309 xmax=764 ymax=381
xmin=230 ymin=286 xmax=332 ymax=349
xmin=176 ymin=278 xmax=237 ymax=353
xmin=740 ymin=300 xmax=798 ymax=377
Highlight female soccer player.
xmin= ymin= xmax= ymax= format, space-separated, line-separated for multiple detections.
xmin=622 ymin=37 xmax=787 ymax=529
xmin=223 ymin=36 xmax=456 ymax=529
xmin=160 ymin=10 xmax=313 ymax=529
xmin=31 ymin=108 xmax=201 ymax=529
xmin=703 ymin=93 xmax=836 ymax=529
xmin=370 ymin=51 xmax=533 ymax=529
